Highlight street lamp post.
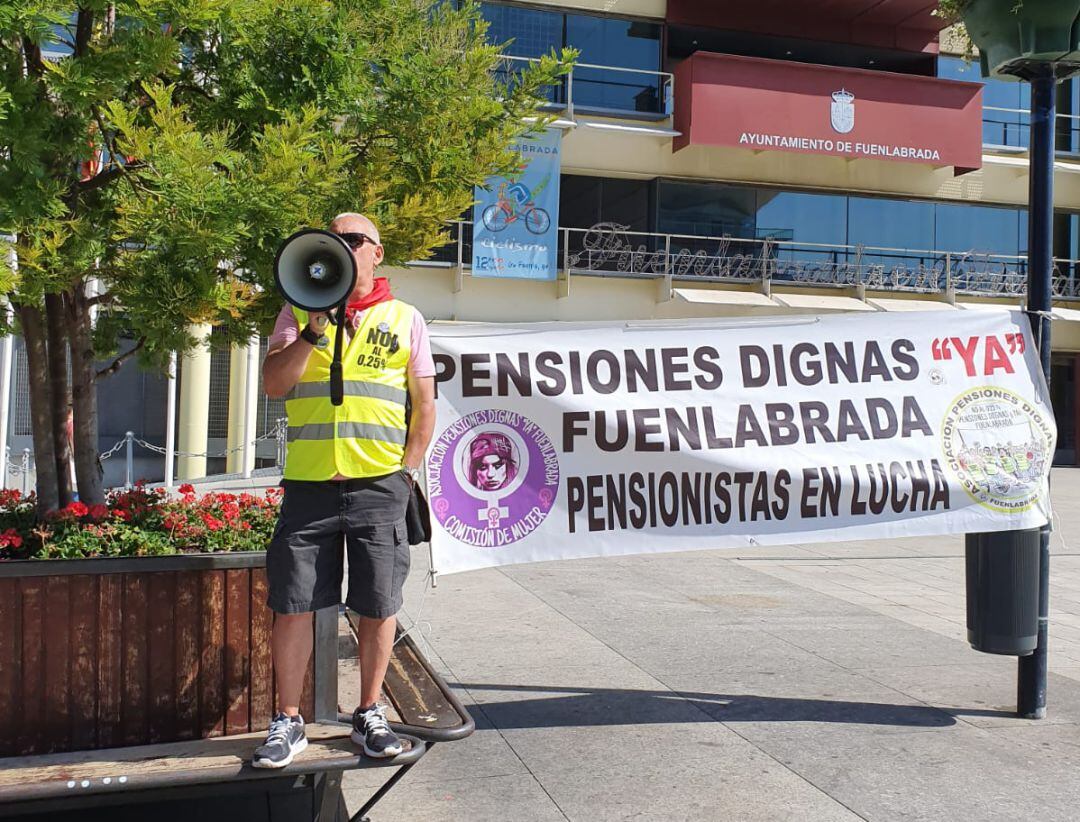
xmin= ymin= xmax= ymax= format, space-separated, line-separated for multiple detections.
xmin=1017 ymin=69 xmax=1057 ymax=718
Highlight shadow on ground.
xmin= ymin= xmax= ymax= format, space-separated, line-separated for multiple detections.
xmin=454 ymin=682 xmax=1018 ymax=729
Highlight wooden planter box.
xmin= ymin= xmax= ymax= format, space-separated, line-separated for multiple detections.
xmin=0 ymin=553 xmax=337 ymax=757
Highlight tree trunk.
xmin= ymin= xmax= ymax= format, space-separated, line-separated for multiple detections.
xmin=68 ymin=286 xmax=105 ymax=505
xmin=44 ymin=292 xmax=73 ymax=506
xmin=15 ymin=303 xmax=59 ymax=514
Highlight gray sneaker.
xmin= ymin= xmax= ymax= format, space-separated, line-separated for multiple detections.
xmin=351 ymin=704 xmax=403 ymax=758
xmin=252 ymin=712 xmax=307 ymax=768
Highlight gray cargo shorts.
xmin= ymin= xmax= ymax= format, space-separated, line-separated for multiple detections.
xmin=266 ymin=471 xmax=411 ymax=618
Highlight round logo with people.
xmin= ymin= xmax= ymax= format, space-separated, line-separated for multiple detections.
xmin=427 ymin=410 xmax=560 ymax=547
xmin=941 ymin=386 xmax=1055 ymax=513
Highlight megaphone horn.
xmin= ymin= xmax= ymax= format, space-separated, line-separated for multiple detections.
xmin=273 ymin=228 xmax=357 ymax=312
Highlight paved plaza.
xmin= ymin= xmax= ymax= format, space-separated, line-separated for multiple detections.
xmin=329 ymin=468 xmax=1080 ymax=821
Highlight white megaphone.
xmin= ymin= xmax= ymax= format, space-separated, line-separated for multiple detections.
xmin=273 ymin=228 xmax=358 ymax=406
xmin=273 ymin=228 xmax=357 ymax=312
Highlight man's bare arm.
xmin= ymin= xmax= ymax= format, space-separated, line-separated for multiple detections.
xmin=262 ymin=312 xmax=328 ymax=398
xmin=403 ymin=374 xmax=436 ymax=470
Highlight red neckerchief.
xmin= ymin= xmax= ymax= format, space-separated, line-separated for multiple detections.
xmin=344 ymin=278 xmax=393 ymax=325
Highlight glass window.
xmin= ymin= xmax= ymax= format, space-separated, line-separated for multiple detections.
xmin=559 ymin=176 xmax=603 ymax=228
xmin=847 ymin=196 xmax=935 ymax=274
xmin=935 ymin=202 xmax=1022 ymax=257
xmin=939 ymin=55 xmax=1030 ymax=148
xmin=480 ymin=2 xmax=663 ymax=115
xmin=1059 ymin=78 xmax=1080 ymax=154
xmin=480 ymin=3 xmax=562 ymax=59
xmin=658 ymin=181 xmax=756 ymax=239
xmin=601 ymin=178 xmax=652 ymax=232
xmin=848 ymin=196 xmax=934 ymax=250
xmin=565 ymin=15 xmax=662 ymax=113
xmin=756 ymin=190 xmax=847 ymax=245
xmin=481 ymin=2 xmax=564 ymax=104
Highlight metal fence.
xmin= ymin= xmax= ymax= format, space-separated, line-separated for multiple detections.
xmin=5 ymin=418 xmax=288 ymax=493
xmin=983 ymin=106 xmax=1080 ymax=154
xmin=421 ymin=221 xmax=1080 ymax=300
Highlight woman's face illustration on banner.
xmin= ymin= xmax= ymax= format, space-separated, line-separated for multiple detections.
xmin=476 ymin=455 xmax=509 ymax=491
xmin=466 ymin=432 xmax=518 ymax=493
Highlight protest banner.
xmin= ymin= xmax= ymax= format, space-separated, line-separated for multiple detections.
xmin=426 ymin=310 xmax=1056 ymax=575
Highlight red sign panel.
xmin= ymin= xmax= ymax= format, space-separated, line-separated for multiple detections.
xmin=673 ymin=52 xmax=984 ymax=174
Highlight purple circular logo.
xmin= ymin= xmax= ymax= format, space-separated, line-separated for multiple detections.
xmin=428 ymin=410 xmax=559 ymax=547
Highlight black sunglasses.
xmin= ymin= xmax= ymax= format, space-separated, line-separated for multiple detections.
xmin=336 ymin=231 xmax=377 ymax=250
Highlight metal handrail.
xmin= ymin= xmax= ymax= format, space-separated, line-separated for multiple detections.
xmin=429 ymin=221 xmax=1080 ymax=300
xmin=984 ymin=105 xmax=1080 ymax=123
xmin=496 ymin=54 xmax=673 ymax=118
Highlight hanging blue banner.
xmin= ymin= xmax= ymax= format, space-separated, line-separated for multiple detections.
xmin=472 ymin=129 xmax=561 ymax=280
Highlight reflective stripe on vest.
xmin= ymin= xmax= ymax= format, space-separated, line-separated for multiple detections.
xmin=283 ymin=299 xmax=414 ymax=480
xmin=288 ymin=380 xmax=407 ymax=405
xmin=287 ymin=421 xmax=407 ymax=446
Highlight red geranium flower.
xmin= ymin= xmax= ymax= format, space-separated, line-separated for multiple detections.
xmin=113 ymin=508 xmax=130 ymax=521
xmin=88 ymin=503 xmax=109 ymax=521
xmin=178 ymin=483 xmax=195 ymax=495
xmin=0 ymin=528 xmax=22 ymax=548
xmin=201 ymin=514 xmax=224 ymax=531
xmin=66 ymin=501 xmax=89 ymax=517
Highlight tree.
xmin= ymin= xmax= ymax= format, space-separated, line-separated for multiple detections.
xmin=0 ymin=0 xmax=571 ymax=513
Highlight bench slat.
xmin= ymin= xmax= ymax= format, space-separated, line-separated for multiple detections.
xmin=0 ymin=723 xmax=423 ymax=805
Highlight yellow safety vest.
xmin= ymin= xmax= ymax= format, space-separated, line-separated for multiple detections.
xmin=284 ymin=299 xmax=413 ymax=480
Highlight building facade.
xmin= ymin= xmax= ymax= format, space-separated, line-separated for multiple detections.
xmin=12 ymin=0 xmax=1080 ymax=487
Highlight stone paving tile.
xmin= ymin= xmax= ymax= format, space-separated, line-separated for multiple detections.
xmin=343 ymin=724 xmax=529 ymax=791
xmin=755 ymin=723 xmax=1080 ymax=822
xmin=530 ymin=755 xmax=863 ymax=822
xmin=342 ymin=772 xmax=569 ymax=822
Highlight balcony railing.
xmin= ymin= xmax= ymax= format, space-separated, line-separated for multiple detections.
xmin=496 ymin=55 xmax=673 ymax=120
xmin=420 ymin=222 xmax=1080 ymax=300
xmin=980 ymin=106 xmax=1080 ymax=155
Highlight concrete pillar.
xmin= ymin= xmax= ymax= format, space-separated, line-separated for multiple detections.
xmin=0 ymin=242 xmax=15 ymax=489
xmin=224 ymin=336 xmax=261 ymax=476
xmin=242 ymin=335 xmax=260 ymax=478
xmin=164 ymin=352 xmax=177 ymax=488
xmin=177 ymin=323 xmax=212 ymax=480
xmin=225 ymin=343 xmax=247 ymax=474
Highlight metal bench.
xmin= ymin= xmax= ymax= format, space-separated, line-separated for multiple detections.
xmin=338 ymin=612 xmax=475 ymax=822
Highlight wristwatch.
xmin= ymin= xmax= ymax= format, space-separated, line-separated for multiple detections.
xmin=299 ymin=323 xmax=323 ymax=346
xmin=403 ymin=465 xmax=422 ymax=484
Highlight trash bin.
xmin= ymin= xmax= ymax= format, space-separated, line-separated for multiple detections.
xmin=965 ymin=529 xmax=1040 ymax=655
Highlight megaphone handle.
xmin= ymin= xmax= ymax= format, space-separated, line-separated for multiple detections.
xmin=330 ymin=361 xmax=344 ymax=406
xmin=330 ymin=304 xmax=346 ymax=406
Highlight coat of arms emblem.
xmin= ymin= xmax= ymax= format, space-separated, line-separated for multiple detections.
xmin=831 ymin=89 xmax=855 ymax=134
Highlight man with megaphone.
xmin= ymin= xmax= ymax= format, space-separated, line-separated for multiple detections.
xmin=253 ymin=213 xmax=436 ymax=768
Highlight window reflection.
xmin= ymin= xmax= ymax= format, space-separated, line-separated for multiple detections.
xmin=479 ymin=2 xmax=664 ymax=115
xmin=566 ymin=16 xmax=662 ymax=113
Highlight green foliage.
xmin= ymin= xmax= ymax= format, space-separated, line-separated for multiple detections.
xmin=1 ymin=0 xmax=574 ymax=366
xmin=935 ymin=0 xmax=1027 ymax=21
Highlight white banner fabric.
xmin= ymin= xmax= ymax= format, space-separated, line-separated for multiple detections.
xmin=425 ymin=310 xmax=1055 ymax=575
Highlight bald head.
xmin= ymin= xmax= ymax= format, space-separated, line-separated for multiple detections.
xmin=328 ymin=211 xmax=384 ymax=301
xmin=330 ymin=212 xmax=381 ymax=245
